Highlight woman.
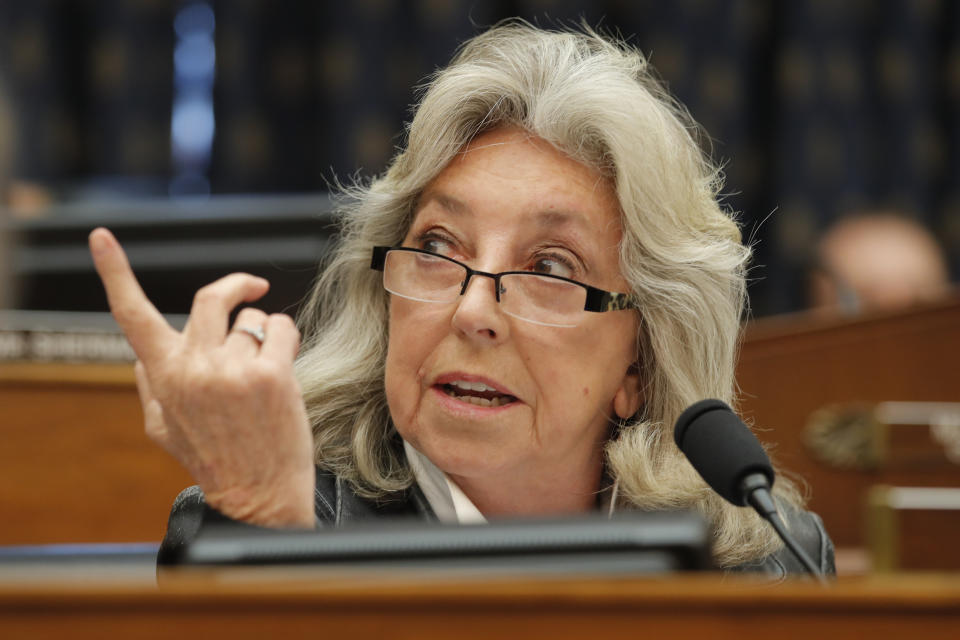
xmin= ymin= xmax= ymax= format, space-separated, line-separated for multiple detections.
xmin=90 ymin=22 xmax=833 ymax=574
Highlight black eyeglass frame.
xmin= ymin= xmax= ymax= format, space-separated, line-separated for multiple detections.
xmin=370 ymin=246 xmax=639 ymax=314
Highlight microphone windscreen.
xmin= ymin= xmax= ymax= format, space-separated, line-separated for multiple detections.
xmin=673 ymin=399 xmax=774 ymax=506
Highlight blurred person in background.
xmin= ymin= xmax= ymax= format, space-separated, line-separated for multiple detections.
xmin=809 ymin=213 xmax=951 ymax=314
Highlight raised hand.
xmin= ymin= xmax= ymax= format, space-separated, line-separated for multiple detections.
xmin=89 ymin=228 xmax=315 ymax=528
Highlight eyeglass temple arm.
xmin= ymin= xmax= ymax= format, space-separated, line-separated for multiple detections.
xmin=584 ymin=287 xmax=638 ymax=313
xmin=371 ymin=246 xmax=390 ymax=270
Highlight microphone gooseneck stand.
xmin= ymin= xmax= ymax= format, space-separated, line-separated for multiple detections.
xmin=740 ymin=472 xmax=826 ymax=583
xmin=674 ymin=399 xmax=827 ymax=583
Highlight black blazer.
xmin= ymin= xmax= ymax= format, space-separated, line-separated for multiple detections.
xmin=157 ymin=467 xmax=836 ymax=577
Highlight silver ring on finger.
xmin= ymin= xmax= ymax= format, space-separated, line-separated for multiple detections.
xmin=235 ymin=325 xmax=266 ymax=345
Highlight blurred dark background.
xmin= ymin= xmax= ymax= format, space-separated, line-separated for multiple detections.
xmin=0 ymin=0 xmax=958 ymax=317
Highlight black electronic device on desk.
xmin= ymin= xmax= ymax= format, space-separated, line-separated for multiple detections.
xmin=175 ymin=511 xmax=713 ymax=576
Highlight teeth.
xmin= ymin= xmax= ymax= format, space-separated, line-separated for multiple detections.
xmin=444 ymin=388 xmax=508 ymax=407
xmin=450 ymin=380 xmax=496 ymax=393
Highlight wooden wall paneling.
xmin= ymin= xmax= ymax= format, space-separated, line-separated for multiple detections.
xmin=0 ymin=363 xmax=192 ymax=544
xmin=736 ymin=297 xmax=960 ymax=550
xmin=867 ymin=486 xmax=960 ymax=571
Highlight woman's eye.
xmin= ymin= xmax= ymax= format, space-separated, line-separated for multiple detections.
xmin=532 ymin=255 xmax=576 ymax=279
xmin=420 ymin=236 xmax=453 ymax=255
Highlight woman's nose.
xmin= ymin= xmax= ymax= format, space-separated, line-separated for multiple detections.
xmin=451 ymin=273 xmax=510 ymax=342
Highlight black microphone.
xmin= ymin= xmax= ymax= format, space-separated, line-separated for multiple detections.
xmin=674 ymin=399 xmax=824 ymax=580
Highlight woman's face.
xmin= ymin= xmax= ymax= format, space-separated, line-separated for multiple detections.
xmin=384 ymin=127 xmax=641 ymax=509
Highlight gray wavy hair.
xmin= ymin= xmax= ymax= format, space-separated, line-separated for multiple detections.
xmin=294 ymin=20 xmax=802 ymax=567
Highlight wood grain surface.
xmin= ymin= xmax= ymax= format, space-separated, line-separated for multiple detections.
xmin=2 ymin=572 xmax=959 ymax=639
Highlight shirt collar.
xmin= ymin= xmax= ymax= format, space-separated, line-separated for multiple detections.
xmin=403 ymin=440 xmax=487 ymax=524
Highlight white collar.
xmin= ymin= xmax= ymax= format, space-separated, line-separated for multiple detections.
xmin=403 ymin=440 xmax=487 ymax=524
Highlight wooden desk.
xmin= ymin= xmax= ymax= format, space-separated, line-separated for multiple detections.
xmin=0 ymin=362 xmax=191 ymax=545
xmin=1 ymin=572 xmax=960 ymax=639
xmin=737 ymin=297 xmax=960 ymax=549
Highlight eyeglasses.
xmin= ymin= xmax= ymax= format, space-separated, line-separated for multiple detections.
xmin=370 ymin=246 xmax=639 ymax=328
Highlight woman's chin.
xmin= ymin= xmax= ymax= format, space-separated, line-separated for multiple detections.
xmin=402 ymin=395 xmax=532 ymax=479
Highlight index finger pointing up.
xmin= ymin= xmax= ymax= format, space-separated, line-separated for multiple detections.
xmin=89 ymin=227 xmax=177 ymax=366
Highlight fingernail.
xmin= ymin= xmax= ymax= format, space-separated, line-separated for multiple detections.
xmin=88 ymin=227 xmax=112 ymax=248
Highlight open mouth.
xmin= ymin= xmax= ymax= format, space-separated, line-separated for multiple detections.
xmin=439 ymin=380 xmax=518 ymax=408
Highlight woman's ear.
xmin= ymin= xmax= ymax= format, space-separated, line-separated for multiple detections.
xmin=613 ymin=364 xmax=642 ymax=420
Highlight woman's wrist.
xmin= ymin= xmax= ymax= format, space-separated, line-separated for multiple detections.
xmin=205 ymin=478 xmax=315 ymax=529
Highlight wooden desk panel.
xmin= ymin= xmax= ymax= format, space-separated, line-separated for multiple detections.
xmin=0 ymin=363 xmax=192 ymax=544
xmin=737 ymin=297 xmax=960 ymax=549
xmin=867 ymin=486 xmax=960 ymax=571
xmin=2 ymin=573 xmax=960 ymax=639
